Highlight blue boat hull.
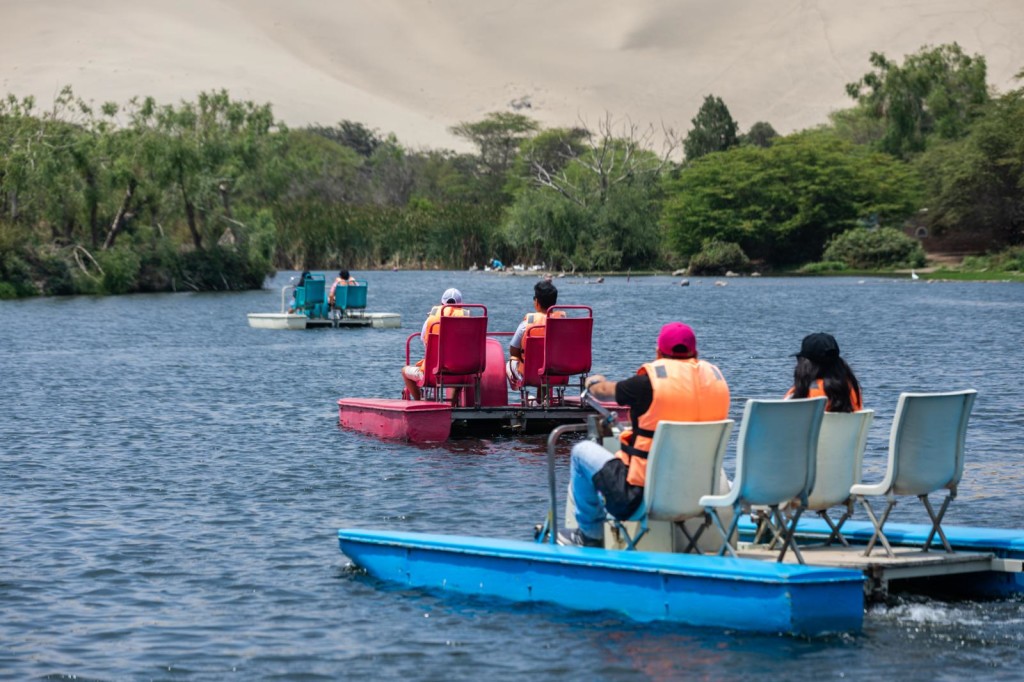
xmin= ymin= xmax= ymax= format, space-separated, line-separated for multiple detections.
xmin=338 ymin=529 xmax=865 ymax=635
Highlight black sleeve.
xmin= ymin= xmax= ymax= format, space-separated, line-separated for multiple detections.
xmin=615 ymin=374 xmax=653 ymax=415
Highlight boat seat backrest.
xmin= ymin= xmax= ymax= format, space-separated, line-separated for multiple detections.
xmin=333 ymin=284 xmax=349 ymax=309
xmin=522 ymin=332 xmax=568 ymax=387
xmin=419 ymin=330 xmax=442 ymax=387
xmin=887 ymin=391 xmax=977 ymax=496
xmin=735 ymin=398 xmax=826 ymax=507
xmin=303 ymin=276 xmax=326 ymax=305
xmin=806 ymin=410 xmax=874 ymax=511
xmin=541 ymin=314 xmax=593 ymax=377
xmin=436 ymin=309 xmax=488 ymax=377
xmin=347 ymin=282 xmax=368 ymax=309
xmin=644 ymin=420 xmax=734 ymax=521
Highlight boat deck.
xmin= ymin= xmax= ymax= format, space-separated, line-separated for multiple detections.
xmin=737 ymin=543 xmax=1002 ymax=597
xmin=726 ymin=517 xmax=1024 ymax=598
xmin=307 ymin=312 xmax=401 ymax=328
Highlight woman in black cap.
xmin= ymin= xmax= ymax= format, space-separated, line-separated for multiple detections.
xmin=786 ymin=332 xmax=863 ymax=412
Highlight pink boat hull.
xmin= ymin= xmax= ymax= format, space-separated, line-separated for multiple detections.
xmin=338 ymin=398 xmax=452 ymax=442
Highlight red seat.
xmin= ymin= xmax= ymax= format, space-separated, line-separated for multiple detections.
xmin=520 ymin=305 xmax=593 ymax=406
xmin=412 ymin=304 xmax=488 ymax=406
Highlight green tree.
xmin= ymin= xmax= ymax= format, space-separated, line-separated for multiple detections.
xmin=845 ymin=43 xmax=989 ymax=157
xmin=308 ymin=120 xmax=382 ymax=158
xmin=683 ymin=95 xmax=739 ymax=161
xmin=505 ymin=115 xmax=675 ymax=270
xmin=915 ymin=85 xmax=1024 ymax=247
xmin=740 ymin=121 xmax=778 ymax=148
xmin=662 ymin=130 xmax=921 ymax=266
xmin=450 ymin=112 xmax=539 ymax=200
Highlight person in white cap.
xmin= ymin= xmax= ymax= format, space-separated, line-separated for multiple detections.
xmin=402 ymin=288 xmax=465 ymax=400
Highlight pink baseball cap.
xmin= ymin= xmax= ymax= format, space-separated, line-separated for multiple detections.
xmin=657 ymin=322 xmax=697 ymax=358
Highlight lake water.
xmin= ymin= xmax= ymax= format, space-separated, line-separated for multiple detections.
xmin=2 ymin=270 xmax=1023 ymax=681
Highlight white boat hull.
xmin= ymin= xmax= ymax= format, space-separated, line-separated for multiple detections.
xmin=247 ymin=313 xmax=308 ymax=330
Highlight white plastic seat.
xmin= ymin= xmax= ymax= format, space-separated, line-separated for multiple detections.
xmin=850 ymin=390 xmax=977 ymax=557
xmin=804 ymin=410 xmax=875 ymax=546
xmin=612 ymin=420 xmax=734 ymax=552
xmin=700 ymin=398 xmax=826 ymax=564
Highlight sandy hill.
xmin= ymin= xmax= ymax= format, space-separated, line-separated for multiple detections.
xmin=2 ymin=0 xmax=1023 ymax=151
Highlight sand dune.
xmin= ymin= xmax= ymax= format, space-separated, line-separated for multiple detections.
xmin=2 ymin=0 xmax=1023 ymax=151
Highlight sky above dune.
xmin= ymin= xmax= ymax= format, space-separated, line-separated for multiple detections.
xmin=1 ymin=0 xmax=1022 ymax=151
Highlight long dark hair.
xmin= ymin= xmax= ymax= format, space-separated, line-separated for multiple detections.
xmin=792 ymin=356 xmax=862 ymax=413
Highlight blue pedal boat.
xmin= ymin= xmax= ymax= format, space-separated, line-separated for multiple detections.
xmin=337 ymin=396 xmax=1024 ymax=634
xmin=337 ymin=528 xmax=865 ymax=635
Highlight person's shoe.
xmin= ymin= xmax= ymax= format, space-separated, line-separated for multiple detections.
xmin=557 ymin=528 xmax=603 ymax=548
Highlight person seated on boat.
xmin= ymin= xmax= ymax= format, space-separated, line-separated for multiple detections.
xmin=402 ymin=288 xmax=468 ymax=401
xmin=505 ymin=280 xmax=562 ymax=391
xmin=328 ymin=269 xmax=357 ymax=308
xmin=559 ymin=322 xmax=731 ymax=547
xmin=784 ymin=332 xmax=863 ymax=412
xmin=287 ymin=270 xmax=312 ymax=313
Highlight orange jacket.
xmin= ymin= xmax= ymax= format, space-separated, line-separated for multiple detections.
xmin=415 ymin=305 xmax=469 ymax=366
xmin=785 ymin=379 xmax=863 ymax=412
xmin=616 ymin=358 xmax=730 ymax=487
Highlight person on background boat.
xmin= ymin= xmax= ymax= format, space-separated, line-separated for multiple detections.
xmin=559 ymin=322 xmax=731 ymax=547
xmin=505 ymin=280 xmax=561 ymax=390
xmin=328 ymin=269 xmax=357 ymax=308
xmin=402 ymin=288 xmax=467 ymax=401
xmin=288 ymin=270 xmax=311 ymax=313
xmin=785 ymin=332 xmax=863 ymax=412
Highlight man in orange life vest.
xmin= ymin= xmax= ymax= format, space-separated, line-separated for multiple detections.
xmin=559 ymin=322 xmax=731 ymax=547
xmin=505 ymin=280 xmax=559 ymax=388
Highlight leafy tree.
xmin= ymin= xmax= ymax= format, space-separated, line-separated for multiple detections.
xmin=683 ymin=95 xmax=739 ymax=161
xmin=828 ymin=107 xmax=887 ymax=147
xmin=450 ymin=112 xmax=538 ymax=200
xmin=662 ymin=130 xmax=921 ymax=266
xmin=505 ymin=115 xmax=676 ymax=270
xmin=740 ymin=121 xmax=778 ymax=148
xmin=915 ymin=86 xmax=1024 ymax=246
xmin=307 ymin=120 xmax=382 ymax=158
xmin=845 ymin=43 xmax=989 ymax=157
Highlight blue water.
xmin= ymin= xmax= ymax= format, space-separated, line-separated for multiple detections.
xmin=2 ymin=271 xmax=1023 ymax=680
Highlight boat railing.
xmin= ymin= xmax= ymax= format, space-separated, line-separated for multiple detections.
xmin=279 ymin=284 xmax=296 ymax=313
xmin=538 ymin=391 xmax=624 ymax=545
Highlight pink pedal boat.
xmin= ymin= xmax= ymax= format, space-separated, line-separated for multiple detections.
xmin=337 ymin=304 xmax=628 ymax=442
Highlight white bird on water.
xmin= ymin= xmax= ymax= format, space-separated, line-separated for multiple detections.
xmin=911 ymin=269 xmax=920 ymax=280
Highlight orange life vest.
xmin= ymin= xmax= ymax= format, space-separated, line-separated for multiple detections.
xmin=416 ymin=305 xmax=469 ymax=365
xmin=785 ymin=379 xmax=863 ymax=412
xmin=522 ymin=310 xmax=567 ymax=338
xmin=616 ymin=358 xmax=731 ymax=487
xmin=512 ymin=309 xmax=569 ymax=372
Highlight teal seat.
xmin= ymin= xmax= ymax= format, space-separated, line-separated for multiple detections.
xmin=347 ymin=282 xmax=368 ymax=309
xmin=296 ymin=274 xmax=327 ymax=318
xmin=332 ymin=284 xmax=350 ymax=311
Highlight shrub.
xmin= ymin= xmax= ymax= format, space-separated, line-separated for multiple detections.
xmin=961 ymin=246 xmax=1024 ymax=272
xmin=823 ymin=227 xmax=925 ymax=269
xmin=96 ymin=247 xmax=142 ymax=295
xmin=798 ymin=261 xmax=849 ymax=274
xmin=688 ymin=239 xmax=751 ymax=275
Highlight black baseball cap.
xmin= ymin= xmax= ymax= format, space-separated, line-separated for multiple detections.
xmin=794 ymin=332 xmax=840 ymax=364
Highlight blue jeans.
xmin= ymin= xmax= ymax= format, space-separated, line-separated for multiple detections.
xmin=570 ymin=440 xmax=617 ymax=539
